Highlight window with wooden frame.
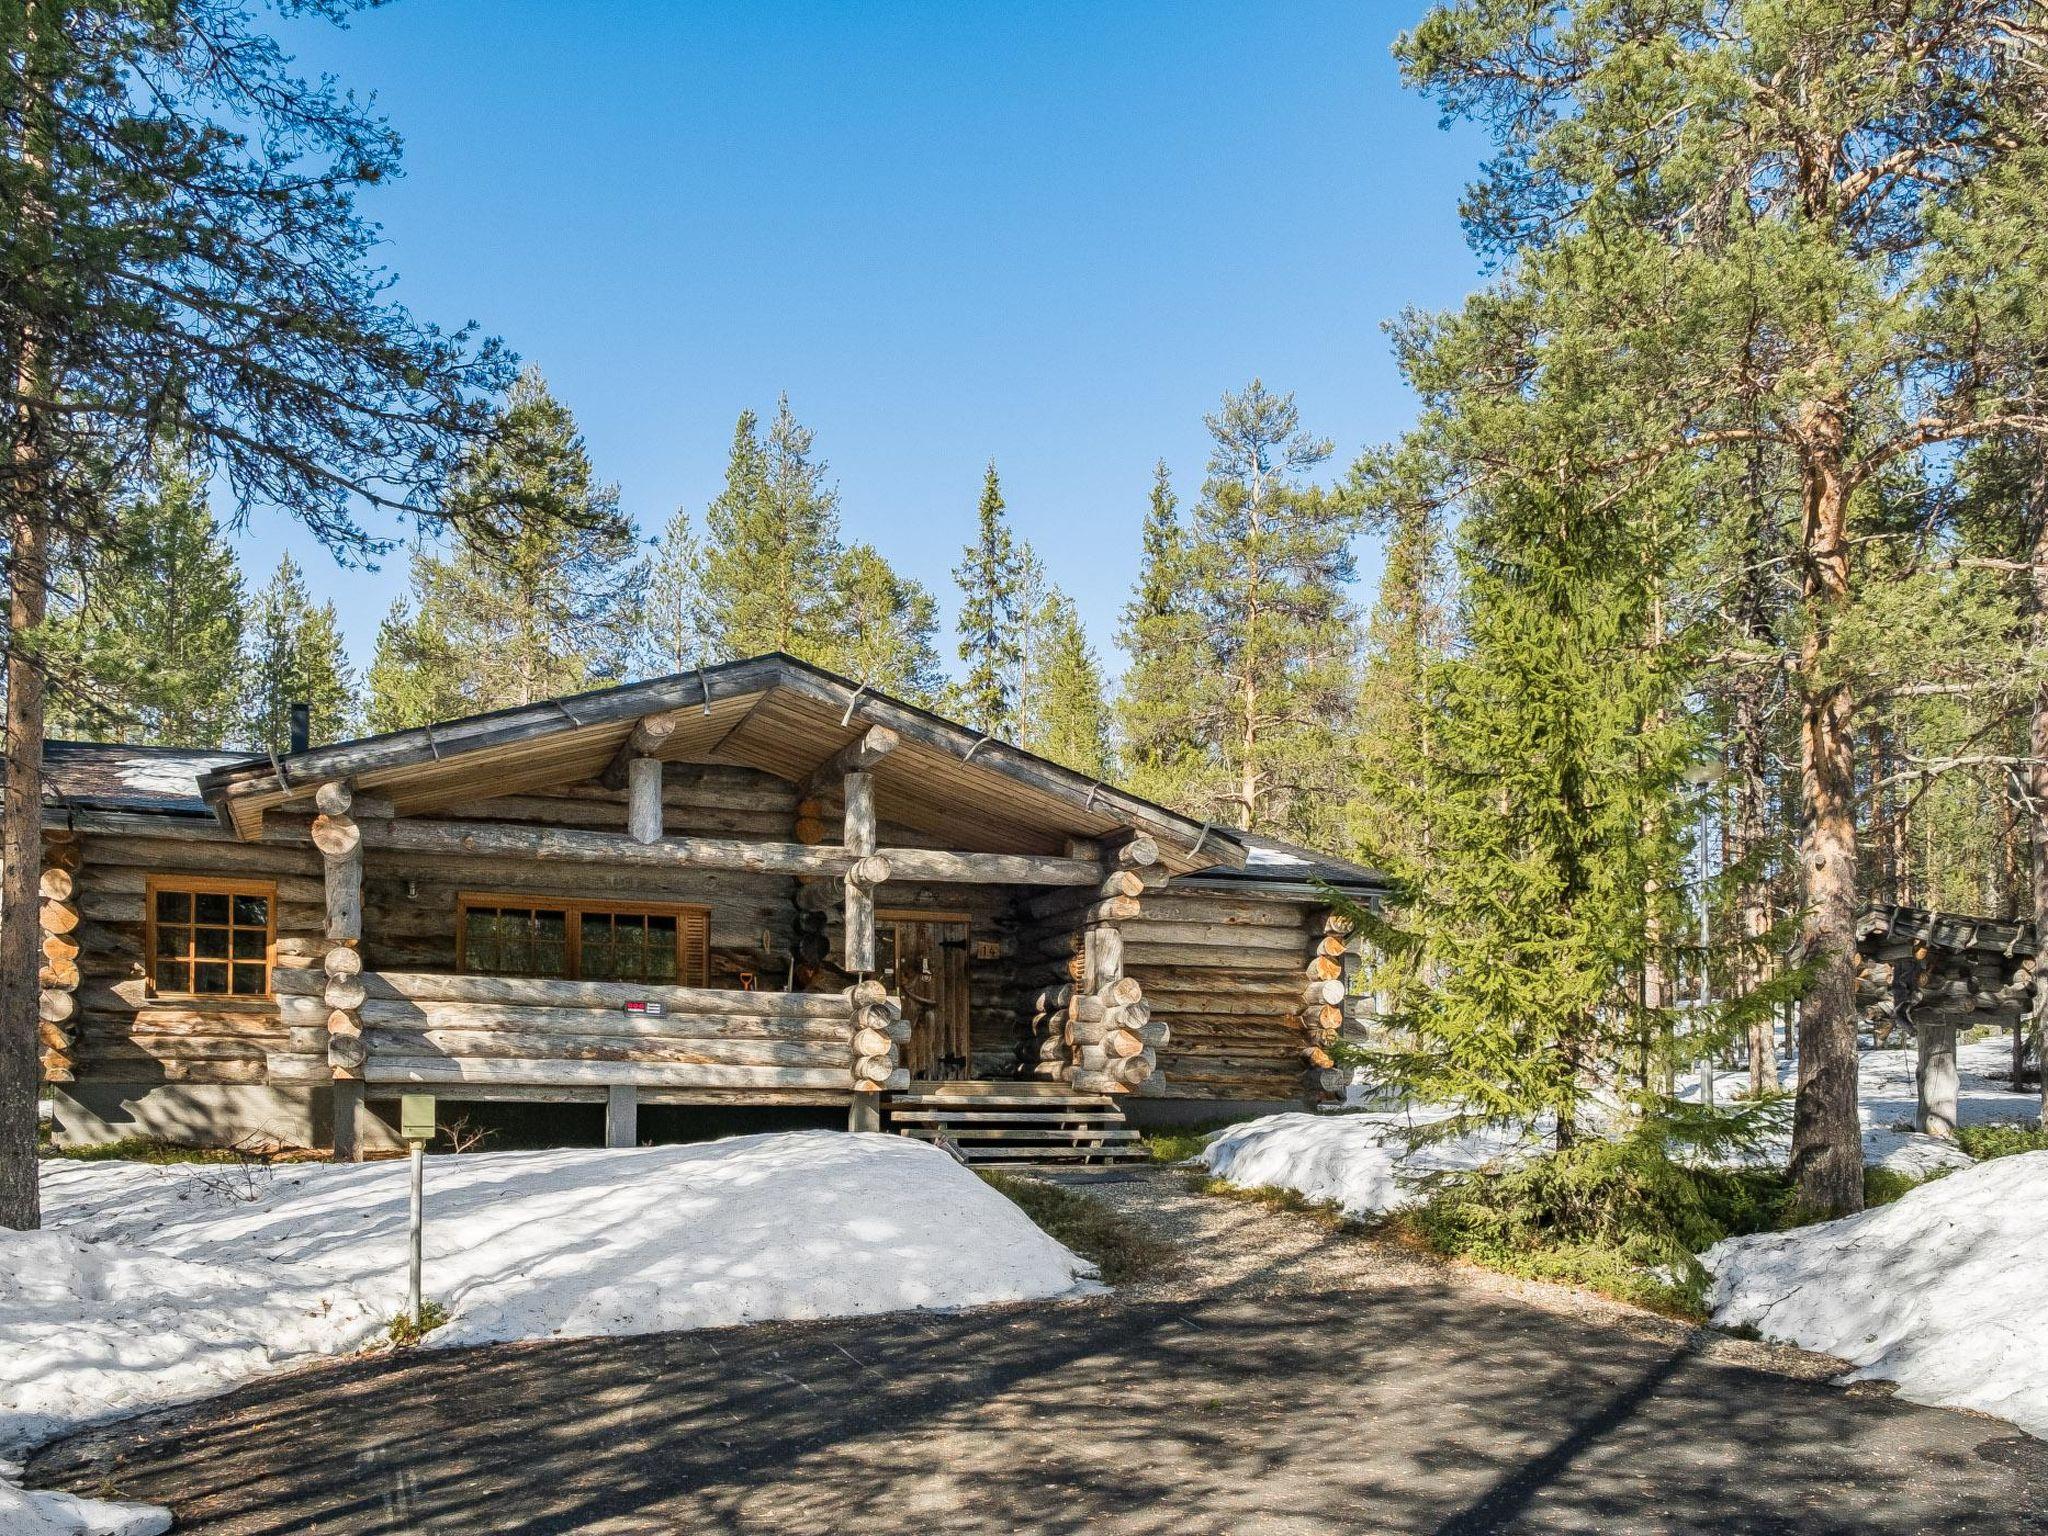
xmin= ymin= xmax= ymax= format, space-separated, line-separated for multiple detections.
xmin=455 ymin=895 xmax=710 ymax=986
xmin=147 ymin=877 xmax=276 ymax=998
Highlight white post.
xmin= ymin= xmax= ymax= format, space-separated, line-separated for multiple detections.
xmin=408 ymin=1140 xmax=425 ymax=1326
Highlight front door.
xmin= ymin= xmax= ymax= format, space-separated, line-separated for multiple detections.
xmin=877 ymin=914 xmax=971 ymax=1079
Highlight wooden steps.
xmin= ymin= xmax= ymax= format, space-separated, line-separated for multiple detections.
xmin=886 ymin=1080 xmax=1148 ymax=1166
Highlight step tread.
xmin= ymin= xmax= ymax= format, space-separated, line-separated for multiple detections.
xmin=888 ymin=1108 xmax=1126 ymax=1123
xmin=895 ymin=1127 xmax=1140 ymax=1142
xmin=891 ymin=1095 xmax=1119 ymax=1111
xmin=957 ymin=1146 xmax=1151 ymax=1163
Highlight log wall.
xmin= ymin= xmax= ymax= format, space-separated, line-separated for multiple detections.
xmin=1123 ymin=889 xmax=1351 ymax=1103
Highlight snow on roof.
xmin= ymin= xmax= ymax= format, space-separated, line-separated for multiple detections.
xmin=41 ymin=742 xmax=244 ymax=816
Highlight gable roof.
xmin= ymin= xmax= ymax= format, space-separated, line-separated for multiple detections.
xmin=38 ymin=659 xmax=1386 ymax=892
xmin=194 ymin=654 xmax=1252 ymax=871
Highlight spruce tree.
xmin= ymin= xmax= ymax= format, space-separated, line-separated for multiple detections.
xmin=833 ymin=543 xmax=945 ymax=704
xmin=1182 ymin=381 xmax=1360 ymax=844
xmin=365 ymin=368 xmax=642 ymax=724
xmin=698 ymin=399 xmax=845 ymax=662
xmin=954 ymin=461 xmax=1027 ymax=737
xmin=1021 ymin=588 xmax=1112 ymax=777
xmin=46 ymin=460 xmax=244 ymax=746
xmin=641 ymin=505 xmax=710 ymax=674
xmin=240 ymin=554 xmax=356 ymax=752
xmin=1360 ymin=475 xmax=1703 ymax=1148
xmin=1116 ymin=461 xmax=1207 ymax=808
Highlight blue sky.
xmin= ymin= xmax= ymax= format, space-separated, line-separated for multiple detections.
xmin=236 ymin=0 xmax=1489 ymax=680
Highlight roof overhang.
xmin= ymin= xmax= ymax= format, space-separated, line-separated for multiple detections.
xmin=197 ymin=654 xmax=1248 ymax=872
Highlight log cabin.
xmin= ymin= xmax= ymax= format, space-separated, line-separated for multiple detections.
xmin=35 ymin=654 xmax=1383 ymax=1162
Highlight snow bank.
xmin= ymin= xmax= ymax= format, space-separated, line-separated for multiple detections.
xmin=0 ymin=1471 xmax=169 ymax=1536
xmin=9 ymin=1133 xmax=1091 ymax=1489
xmin=1706 ymin=1151 xmax=2048 ymax=1437
xmin=1197 ymin=1110 xmax=1535 ymax=1218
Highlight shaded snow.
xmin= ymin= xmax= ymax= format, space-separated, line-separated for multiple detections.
xmin=1198 ymin=1109 xmax=1540 ymax=1218
xmin=0 ymin=1470 xmax=169 ymax=1536
xmin=1706 ymin=1152 xmax=2048 ymax=1437
xmin=7 ymin=1132 xmax=1093 ymax=1515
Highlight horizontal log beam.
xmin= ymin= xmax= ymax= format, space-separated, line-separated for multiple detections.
xmin=324 ymin=969 xmax=862 ymax=1017
xmin=364 ymin=1056 xmax=856 ymax=1091
xmin=265 ymin=814 xmax=1100 ymax=886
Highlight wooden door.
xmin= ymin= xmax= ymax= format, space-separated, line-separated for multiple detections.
xmin=879 ymin=915 xmax=971 ymax=1079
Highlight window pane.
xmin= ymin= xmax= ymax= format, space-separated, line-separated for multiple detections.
xmin=581 ymin=917 xmax=614 ymax=979
xmin=232 ymin=963 xmax=267 ymax=995
xmin=233 ymin=928 xmax=266 ymax=959
xmin=154 ymin=923 xmax=189 ymax=958
xmin=193 ymin=962 xmax=229 ymax=994
xmin=194 ymin=892 xmax=230 ymax=925
xmin=194 ymin=927 xmax=230 ymax=959
xmin=155 ymin=960 xmax=186 ymax=991
xmin=646 ymin=941 xmax=678 ymax=982
xmin=233 ymin=894 xmax=268 ymax=926
xmin=155 ymin=890 xmax=190 ymax=923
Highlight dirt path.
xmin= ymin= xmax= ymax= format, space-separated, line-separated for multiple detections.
xmin=28 ymin=1167 xmax=2048 ymax=1535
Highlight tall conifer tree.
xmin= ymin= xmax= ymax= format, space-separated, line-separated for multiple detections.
xmin=366 ymin=368 xmax=641 ymax=725
xmin=240 ymin=554 xmax=356 ymax=751
xmin=1182 ymin=381 xmax=1360 ymax=844
xmin=1117 ymin=461 xmax=1206 ymax=807
xmin=833 ymin=543 xmax=945 ymax=703
xmin=697 ymin=399 xmax=844 ymax=662
xmin=46 ymin=461 xmax=244 ymax=746
xmin=954 ymin=461 xmax=1026 ymax=736
xmin=1021 ymin=588 xmax=1111 ymax=777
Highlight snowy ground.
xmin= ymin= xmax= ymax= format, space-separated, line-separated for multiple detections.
xmin=1213 ymin=1036 xmax=2041 ymax=1222
xmin=4 ymin=1132 xmax=1093 ymax=1528
xmin=1706 ymin=1152 xmax=2048 ymax=1437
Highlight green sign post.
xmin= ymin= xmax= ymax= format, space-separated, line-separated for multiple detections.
xmin=400 ymin=1094 xmax=435 ymax=1330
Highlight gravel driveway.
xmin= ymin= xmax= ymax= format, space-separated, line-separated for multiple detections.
xmin=26 ymin=1166 xmax=2048 ymax=1534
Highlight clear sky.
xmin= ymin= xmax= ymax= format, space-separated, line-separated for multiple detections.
xmin=234 ymin=0 xmax=1490 ymax=681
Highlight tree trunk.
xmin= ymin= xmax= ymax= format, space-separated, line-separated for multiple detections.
xmin=1788 ymin=431 xmax=1863 ymax=1217
xmin=2029 ymin=455 xmax=2048 ymax=1125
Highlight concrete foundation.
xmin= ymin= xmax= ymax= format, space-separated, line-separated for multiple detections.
xmin=54 ymin=1082 xmax=404 ymax=1155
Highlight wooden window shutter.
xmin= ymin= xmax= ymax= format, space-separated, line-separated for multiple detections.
xmin=681 ymin=908 xmax=709 ymax=988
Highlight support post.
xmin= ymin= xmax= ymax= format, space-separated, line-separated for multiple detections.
xmin=332 ymin=1079 xmax=363 ymax=1163
xmin=605 ymin=1083 xmax=638 ymax=1148
xmin=626 ymin=757 xmax=663 ymax=845
xmin=848 ymin=1094 xmax=882 ymax=1133
xmin=843 ymin=769 xmax=877 ymax=974
xmin=1917 ymin=1021 xmax=1959 ymax=1139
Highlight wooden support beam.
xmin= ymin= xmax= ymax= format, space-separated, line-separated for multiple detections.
xmin=606 ymin=1084 xmax=638 ymax=1148
xmin=1917 ymin=1021 xmax=1959 ymax=1139
xmin=844 ymin=769 xmax=877 ymax=973
xmin=599 ymin=711 xmax=683 ymax=789
xmin=626 ymin=757 xmax=664 ymax=844
xmin=332 ymin=1079 xmax=363 ymax=1162
xmin=798 ymin=725 xmax=900 ymax=802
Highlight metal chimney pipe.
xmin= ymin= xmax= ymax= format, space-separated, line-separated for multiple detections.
xmin=288 ymin=701 xmax=310 ymax=754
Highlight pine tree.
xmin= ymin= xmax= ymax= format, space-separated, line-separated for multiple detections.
xmin=240 ymin=554 xmax=356 ymax=752
xmin=697 ymin=399 xmax=845 ymax=663
xmin=1116 ymin=461 xmax=1207 ymax=808
xmin=1182 ymin=381 xmax=1360 ymax=844
xmin=46 ymin=459 xmax=245 ymax=746
xmin=1020 ymin=588 xmax=1111 ymax=777
xmin=366 ymin=368 xmax=643 ymax=725
xmin=954 ymin=461 xmax=1027 ymax=737
xmin=833 ymin=543 xmax=945 ymax=703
